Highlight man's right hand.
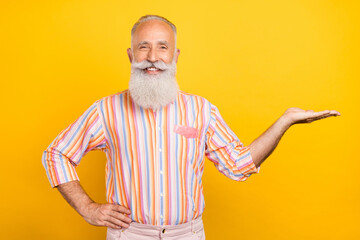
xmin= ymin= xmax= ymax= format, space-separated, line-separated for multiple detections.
xmin=83 ymin=202 xmax=132 ymax=229
xmin=56 ymin=180 xmax=132 ymax=229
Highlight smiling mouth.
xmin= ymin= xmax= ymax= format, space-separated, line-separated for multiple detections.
xmin=144 ymin=67 xmax=163 ymax=75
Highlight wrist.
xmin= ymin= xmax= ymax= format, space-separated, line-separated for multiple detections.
xmin=78 ymin=198 xmax=96 ymax=218
xmin=81 ymin=201 xmax=99 ymax=225
xmin=278 ymin=114 xmax=293 ymax=131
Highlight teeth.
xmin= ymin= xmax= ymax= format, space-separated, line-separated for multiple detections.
xmin=146 ymin=67 xmax=159 ymax=71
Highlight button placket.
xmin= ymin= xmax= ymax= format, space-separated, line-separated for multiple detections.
xmin=157 ymin=111 xmax=165 ymax=225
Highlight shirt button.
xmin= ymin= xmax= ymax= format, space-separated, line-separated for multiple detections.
xmin=160 ymin=215 xmax=163 ymax=219
xmin=159 ymin=148 xmax=162 ymax=152
xmin=160 ymin=193 xmax=164 ymax=196
xmin=160 ymin=170 xmax=163 ymax=174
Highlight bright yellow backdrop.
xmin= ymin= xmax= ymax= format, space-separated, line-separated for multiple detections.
xmin=1 ymin=0 xmax=359 ymax=239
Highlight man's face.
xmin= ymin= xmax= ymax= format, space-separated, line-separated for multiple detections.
xmin=127 ymin=19 xmax=180 ymax=73
xmin=128 ymin=19 xmax=180 ymax=110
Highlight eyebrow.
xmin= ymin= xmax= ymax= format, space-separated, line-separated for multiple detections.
xmin=157 ymin=40 xmax=169 ymax=46
xmin=137 ymin=40 xmax=169 ymax=46
xmin=137 ymin=41 xmax=149 ymax=46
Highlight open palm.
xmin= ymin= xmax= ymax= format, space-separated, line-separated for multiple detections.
xmin=284 ymin=107 xmax=341 ymax=125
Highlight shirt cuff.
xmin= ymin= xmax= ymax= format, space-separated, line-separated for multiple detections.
xmin=236 ymin=146 xmax=260 ymax=180
xmin=42 ymin=151 xmax=80 ymax=188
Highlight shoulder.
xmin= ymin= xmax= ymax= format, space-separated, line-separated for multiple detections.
xmin=95 ymin=90 xmax=130 ymax=104
xmin=177 ymin=90 xmax=218 ymax=114
xmin=177 ymin=90 xmax=213 ymax=106
xmin=90 ymin=90 xmax=130 ymax=115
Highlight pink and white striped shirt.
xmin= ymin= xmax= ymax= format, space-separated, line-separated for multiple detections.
xmin=42 ymin=90 xmax=259 ymax=226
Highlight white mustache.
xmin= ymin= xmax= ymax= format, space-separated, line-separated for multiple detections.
xmin=131 ymin=60 xmax=170 ymax=71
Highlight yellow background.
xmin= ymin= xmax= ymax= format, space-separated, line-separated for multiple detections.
xmin=1 ymin=0 xmax=359 ymax=239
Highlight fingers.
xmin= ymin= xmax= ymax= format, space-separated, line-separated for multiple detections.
xmin=330 ymin=110 xmax=341 ymax=116
xmin=108 ymin=206 xmax=132 ymax=224
xmin=85 ymin=203 xmax=132 ymax=229
xmin=113 ymin=204 xmax=131 ymax=215
xmin=104 ymin=205 xmax=132 ymax=228
xmin=104 ymin=215 xmax=131 ymax=229
xmin=104 ymin=220 xmax=123 ymax=229
xmin=286 ymin=108 xmax=340 ymax=125
xmin=313 ymin=110 xmax=340 ymax=117
xmin=308 ymin=110 xmax=340 ymax=122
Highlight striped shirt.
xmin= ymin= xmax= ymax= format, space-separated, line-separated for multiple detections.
xmin=42 ymin=90 xmax=259 ymax=226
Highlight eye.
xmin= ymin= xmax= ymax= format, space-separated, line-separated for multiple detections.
xmin=160 ymin=45 xmax=167 ymax=49
xmin=138 ymin=44 xmax=150 ymax=50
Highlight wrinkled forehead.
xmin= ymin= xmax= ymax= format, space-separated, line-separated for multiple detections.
xmin=132 ymin=20 xmax=176 ymax=47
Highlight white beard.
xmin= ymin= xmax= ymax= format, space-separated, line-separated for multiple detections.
xmin=129 ymin=59 xmax=179 ymax=110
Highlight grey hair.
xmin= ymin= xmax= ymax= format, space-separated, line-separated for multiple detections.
xmin=131 ymin=15 xmax=177 ymax=48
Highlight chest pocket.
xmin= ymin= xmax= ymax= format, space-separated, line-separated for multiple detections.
xmin=173 ymin=125 xmax=199 ymax=138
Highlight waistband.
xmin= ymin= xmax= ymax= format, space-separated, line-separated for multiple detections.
xmin=110 ymin=215 xmax=203 ymax=238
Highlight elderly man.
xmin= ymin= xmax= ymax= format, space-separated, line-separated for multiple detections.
xmin=42 ymin=15 xmax=340 ymax=239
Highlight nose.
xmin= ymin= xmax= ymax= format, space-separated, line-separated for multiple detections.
xmin=147 ymin=47 xmax=158 ymax=63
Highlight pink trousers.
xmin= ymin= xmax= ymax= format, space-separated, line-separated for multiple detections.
xmin=106 ymin=216 xmax=205 ymax=240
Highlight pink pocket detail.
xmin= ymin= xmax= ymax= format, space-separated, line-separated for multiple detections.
xmin=174 ymin=125 xmax=199 ymax=138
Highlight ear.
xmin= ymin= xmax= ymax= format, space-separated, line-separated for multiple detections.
xmin=174 ymin=48 xmax=180 ymax=63
xmin=127 ymin=48 xmax=133 ymax=63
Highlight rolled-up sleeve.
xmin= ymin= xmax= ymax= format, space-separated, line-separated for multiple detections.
xmin=205 ymin=104 xmax=260 ymax=181
xmin=42 ymin=102 xmax=106 ymax=187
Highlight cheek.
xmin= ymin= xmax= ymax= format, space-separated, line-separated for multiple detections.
xmin=133 ymin=51 xmax=148 ymax=62
xmin=160 ymin=52 xmax=174 ymax=63
xmin=135 ymin=54 xmax=146 ymax=62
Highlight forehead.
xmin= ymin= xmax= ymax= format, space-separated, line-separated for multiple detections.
xmin=132 ymin=20 xmax=175 ymax=45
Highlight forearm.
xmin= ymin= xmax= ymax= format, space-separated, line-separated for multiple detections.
xmin=249 ymin=115 xmax=292 ymax=168
xmin=248 ymin=107 xmax=340 ymax=168
xmin=56 ymin=180 xmax=94 ymax=218
xmin=56 ymin=180 xmax=132 ymax=228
